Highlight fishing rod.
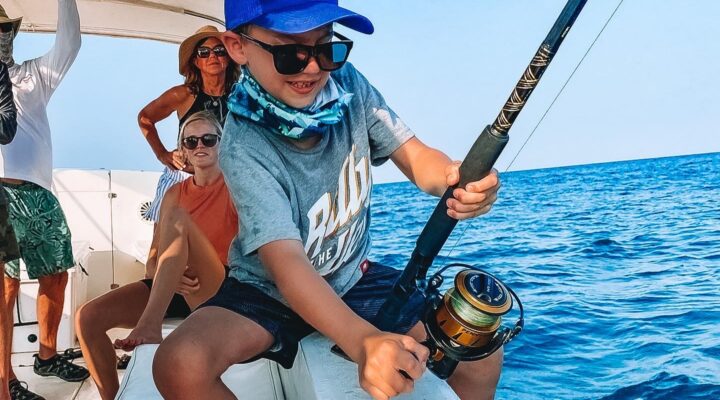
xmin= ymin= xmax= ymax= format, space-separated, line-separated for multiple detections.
xmin=374 ymin=0 xmax=589 ymax=379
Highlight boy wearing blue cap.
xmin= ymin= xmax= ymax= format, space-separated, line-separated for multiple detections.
xmin=154 ymin=1 xmax=502 ymax=399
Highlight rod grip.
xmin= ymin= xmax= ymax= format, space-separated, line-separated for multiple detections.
xmin=414 ymin=126 xmax=508 ymax=257
xmin=458 ymin=125 xmax=509 ymax=188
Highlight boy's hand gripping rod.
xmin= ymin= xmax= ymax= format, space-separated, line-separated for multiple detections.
xmin=375 ymin=0 xmax=589 ymax=331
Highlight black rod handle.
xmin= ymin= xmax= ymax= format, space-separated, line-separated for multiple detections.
xmin=417 ymin=126 xmax=508 ymax=257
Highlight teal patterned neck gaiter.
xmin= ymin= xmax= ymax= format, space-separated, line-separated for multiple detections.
xmin=227 ymin=67 xmax=353 ymax=139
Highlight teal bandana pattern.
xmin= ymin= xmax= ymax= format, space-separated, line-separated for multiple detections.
xmin=228 ymin=68 xmax=353 ymax=139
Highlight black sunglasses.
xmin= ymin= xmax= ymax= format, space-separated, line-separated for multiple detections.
xmin=235 ymin=31 xmax=353 ymax=75
xmin=196 ymin=45 xmax=228 ymax=59
xmin=181 ymin=133 xmax=220 ymax=150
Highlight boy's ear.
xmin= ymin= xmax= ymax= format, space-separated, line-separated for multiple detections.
xmin=221 ymin=31 xmax=248 ymax=65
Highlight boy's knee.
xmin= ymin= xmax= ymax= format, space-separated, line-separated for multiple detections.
xmin=153 ymin=335 xmax=216 ymax=391
xmin=450 ymin=346 xmax=504 ymax=389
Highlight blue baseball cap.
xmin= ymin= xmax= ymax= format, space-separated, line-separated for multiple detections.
xmin=225 ymin=0 xmax=374 ymax=34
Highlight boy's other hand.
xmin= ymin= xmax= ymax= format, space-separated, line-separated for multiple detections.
xmin=357 ymin=332 xmax=429 ymax=399
xmin=445 ymin=162 xmax=500 ymax=220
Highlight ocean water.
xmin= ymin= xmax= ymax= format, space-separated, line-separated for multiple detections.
xmin=368 ymin=152 xmax=720 ymax=400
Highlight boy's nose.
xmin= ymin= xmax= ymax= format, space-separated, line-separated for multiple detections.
xmin=304 ymin=56 xmax=321 ymax=74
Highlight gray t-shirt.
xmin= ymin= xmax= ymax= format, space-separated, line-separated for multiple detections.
xmin=220 ymin=62 xmax=414 ymax=303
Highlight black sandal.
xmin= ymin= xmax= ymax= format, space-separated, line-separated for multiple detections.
xmin=8 ymin=379 xmax=46 ymax=400
xmin=117 ymin=354 xmax=132 ymax=370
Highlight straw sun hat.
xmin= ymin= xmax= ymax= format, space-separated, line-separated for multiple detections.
xmin=0 ymin=4 xmax=22 ymax=38
xmin=178 ymin=25 xmax=224 ymax=76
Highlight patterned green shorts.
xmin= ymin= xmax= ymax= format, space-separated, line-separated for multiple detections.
xmin=0 ymin=187 xmax=20 ymax=264
xmin=3 ymin=182 xmax=74 ymax=280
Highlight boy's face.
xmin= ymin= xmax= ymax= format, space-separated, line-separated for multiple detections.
xmin=223 ymin=26 xmax=333 ymax=109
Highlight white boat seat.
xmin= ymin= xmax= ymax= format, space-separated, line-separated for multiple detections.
xmin=116 ymin=322 xmax=458 ymax=400
xmin=280 ymin=333 xmax=459 ymax=400
xmin=115 ymin=320 xmax=285 ymax=400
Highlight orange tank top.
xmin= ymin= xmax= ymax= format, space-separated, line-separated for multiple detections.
xmin=178 ymin=175 xmax=238 ymax=265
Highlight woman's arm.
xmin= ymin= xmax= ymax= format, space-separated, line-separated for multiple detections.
xmin=139 ymin=86 xmax=190 ymax=170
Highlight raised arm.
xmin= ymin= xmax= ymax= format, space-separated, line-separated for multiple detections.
xmin=0 ymin=62 xmax=17 ymax=145
xmin=37 ymin=0 xmax=81 ymax=97
xmin=138 ymin=86 xmax=189 ymax=170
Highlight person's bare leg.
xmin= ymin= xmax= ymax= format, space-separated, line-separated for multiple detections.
xmin=75 ymin=282 xmax=151 ymax=400
xmin=115 ymin=209 xmax=224 ymax=350
xmin=36 ymin=271 xmax=68 ymax=360
xmin=405 ymin=322 xmax=503 ymax=400
xmin=0 ymin=265 xmax=9 ymax=400
xmin=153 ymin=306 xmax=274 ymax=400
xmin=2 ymin=276 xmax=19 ymax=383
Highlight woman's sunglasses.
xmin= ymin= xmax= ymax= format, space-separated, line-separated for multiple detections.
xmin=196 ymin=45 xmax=228 ymax=59
xmin=181 ymin=133 xmax=220 ymax=150
xmin=235 ymin=30 xmax=353 ymax=75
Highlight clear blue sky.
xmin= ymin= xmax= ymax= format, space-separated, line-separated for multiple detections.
xmin=13 ymin=0 xmax=720 ymax=183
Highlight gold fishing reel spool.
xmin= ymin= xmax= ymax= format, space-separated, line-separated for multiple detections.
xmin=435 ymin=269 xmax=512 ymax=348
xmin=421 ymin=265 xmax=523 ymax=379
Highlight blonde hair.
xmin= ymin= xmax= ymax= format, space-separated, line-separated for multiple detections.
xmin=178 ymin=110 xmax=223 ymax=150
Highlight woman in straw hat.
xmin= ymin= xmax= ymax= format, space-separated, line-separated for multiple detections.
xmin=139 ymin=25 xmax=239 ymax=224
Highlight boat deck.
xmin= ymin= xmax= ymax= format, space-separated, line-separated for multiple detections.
xmin=10 ymin=328 xmax=130 ymax=400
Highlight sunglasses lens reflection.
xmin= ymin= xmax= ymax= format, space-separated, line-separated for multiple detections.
xmin=317 ymin=43 xmax=348 ymax=69
xmin=196 ymin=48 xmax=210 ymax=58
xmin=272 ymin=42 xmax=350 ymax=75
xmin=201 ymin=134 xmax=219 ymax=147
xmin=196 ymin=46 xmax=226 ymax=58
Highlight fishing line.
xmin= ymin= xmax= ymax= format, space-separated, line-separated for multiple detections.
xmin=442 ymin=0 xmax=624 ymax=261
xmin=505 ymin=0 xmax=625 ymax=172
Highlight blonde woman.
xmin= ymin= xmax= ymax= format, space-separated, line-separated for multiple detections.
xmin=75 ymin=111 xmax=238 ymax=400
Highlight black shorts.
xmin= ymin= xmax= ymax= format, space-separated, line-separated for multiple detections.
xmin=199 ymin=262 xmax=426 ymax=368
xmin=140 ymin=279 xmax=192 ymax=319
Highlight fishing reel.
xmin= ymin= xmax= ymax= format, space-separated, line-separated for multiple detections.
xmin=419 ymin=263 xmax=524 ymax=379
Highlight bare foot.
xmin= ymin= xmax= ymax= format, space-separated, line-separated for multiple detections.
xmin=114 ymin=325 xmax=163 ymax=351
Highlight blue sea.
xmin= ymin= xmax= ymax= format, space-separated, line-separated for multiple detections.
xmin=368 ymin=152 xmax=720 ymax=400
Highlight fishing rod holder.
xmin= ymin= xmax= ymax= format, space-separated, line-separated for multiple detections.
xmin=418 ymin=264 xmax=524 ymax=379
